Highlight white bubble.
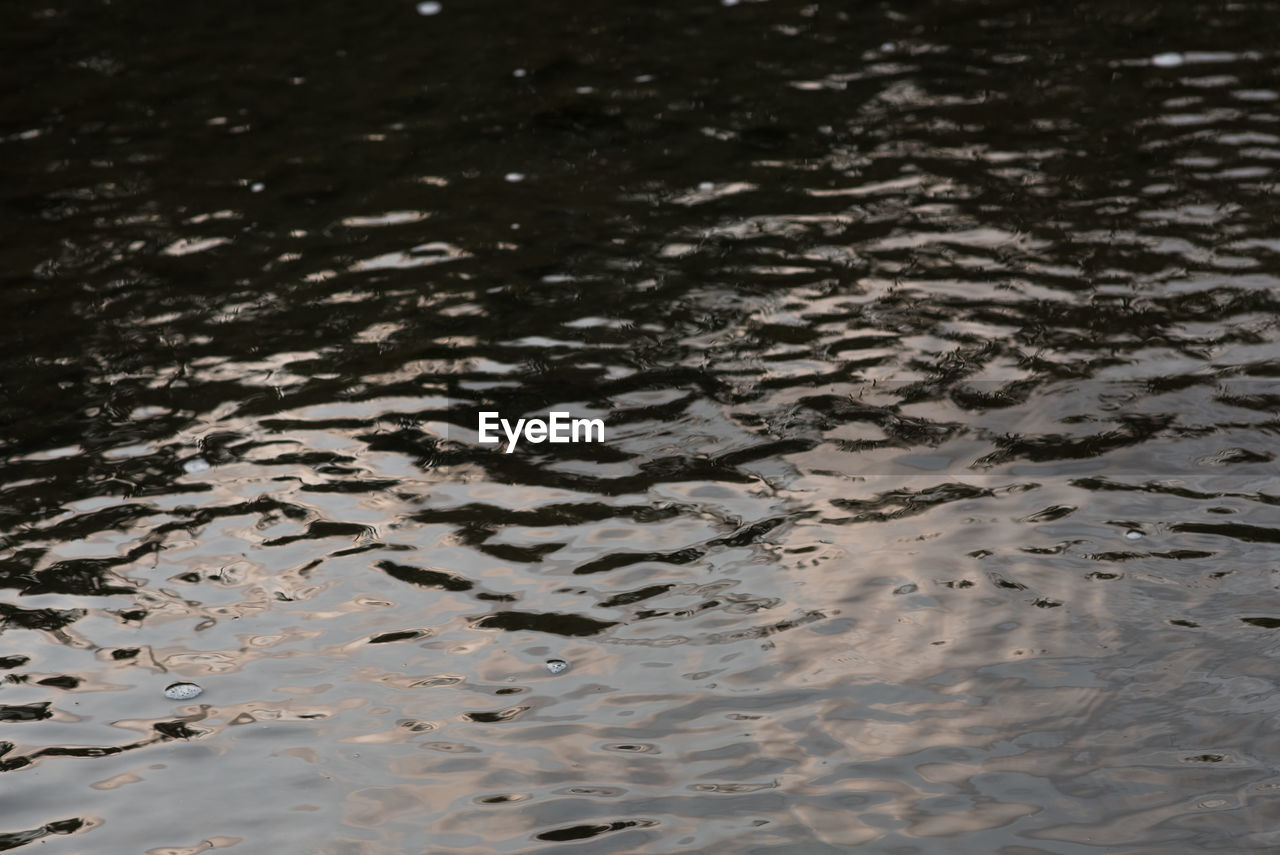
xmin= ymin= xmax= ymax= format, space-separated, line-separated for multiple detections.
xmin=698 ymin=181 xmax=715 ymax=191
xmin=545 ymin=659 xmax=568 ymax=674
xmin=416 ymin=1 xmax=442 ymax=15
xmin=250 ymin=182 xmax=265 ymax=193
xmin=504 ymin=172 xmax=525 ymax=182
xmin=513 ymin=68 xmax=527 ymax=78
xmin=183 ymin=457 xmax=211 ymax=474
xmin=1152 ymin=52 xmax=1183 ymax=68
xmin=881 ymin=42 xmax=895 ymax=52
xmin=1125 ymin=530 xmax=1143 ymax=540
xmin=164 ymin=681 xmax=203 ymax=700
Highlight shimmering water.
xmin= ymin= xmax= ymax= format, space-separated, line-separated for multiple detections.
xmin=4 ymin=1 xmax=1280 ymax=852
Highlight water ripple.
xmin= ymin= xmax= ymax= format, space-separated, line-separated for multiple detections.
xmin=4 ymin=0 xmax=1280 ymax=851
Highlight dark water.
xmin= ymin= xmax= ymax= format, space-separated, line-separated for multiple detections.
xmin=4 ymin=0 xmax=1280 ymax=851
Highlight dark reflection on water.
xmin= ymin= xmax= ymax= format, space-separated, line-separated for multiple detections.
xmin=4 ymin=0 xmax=1280 ymax=851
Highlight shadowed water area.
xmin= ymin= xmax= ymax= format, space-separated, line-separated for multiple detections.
xmin=3 ymin=0 xmax=1280 ymax=852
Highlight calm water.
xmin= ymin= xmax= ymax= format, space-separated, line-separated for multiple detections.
xmin=4 ymin=1 xmax=1280 ymax=852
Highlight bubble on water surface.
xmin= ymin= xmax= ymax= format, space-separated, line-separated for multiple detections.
xmin=1125 ymin=530 xmax=1143 ymax=540
xmin=416 ymin=1 xmax=442 ymax=15
xmin=164 ymin=681 xmax=203 ymax=701
xmin=1152 ymin=52 xmax=1184 ymax=67
xmin=545 ymin=659 xmax=568 ymax=674
xmin=182 ymin=457 xmax=211 ymax=473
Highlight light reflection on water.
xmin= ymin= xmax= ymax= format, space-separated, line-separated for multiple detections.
xmin=3 ymin=0 xmax=1280 ymax=852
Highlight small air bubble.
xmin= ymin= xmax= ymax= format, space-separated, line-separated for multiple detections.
xmin=546 ymin=659 xmax=569 ymax=675
xmin=504 ymin=172 xmax=525 ymax=182
xmin=250 ymin=182 xmax=265 ymax=193
xmin=1125 ymin=530 xmax=1143 ymax=540
xmin=183 ymin=457 xmax=211 ymax=474
xmin=416 ymin=1 xmax=442 ymax=15
xmin=513 ymin=68 xmax=527 ymax=78
xmin=163 ymin=681 xmax=203 ymax=701
xmin=1151 ymin=52 xmax=1183 ymax=68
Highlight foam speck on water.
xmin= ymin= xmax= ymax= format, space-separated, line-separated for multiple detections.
xmin=164 ymin=681 xmax=204 ymax=701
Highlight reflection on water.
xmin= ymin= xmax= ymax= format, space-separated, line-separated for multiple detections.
xmin=4 ymin=0 xmax=1280 ymax=851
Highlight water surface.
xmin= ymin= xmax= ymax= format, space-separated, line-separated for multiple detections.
xmin=4 ymin=1 xmax=1280 ymax=852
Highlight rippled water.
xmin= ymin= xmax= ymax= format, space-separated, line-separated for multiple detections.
xmin=4 ymin=1 xmax=1280 ymax=852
